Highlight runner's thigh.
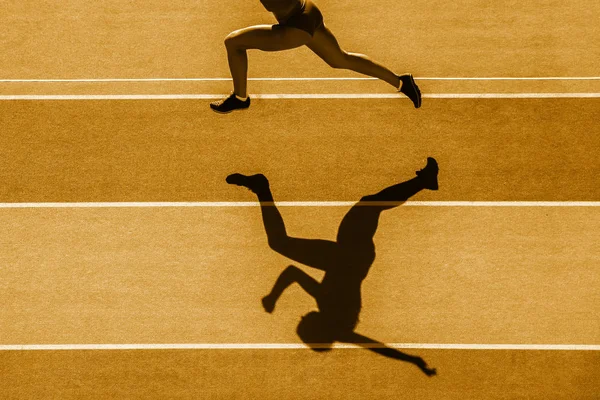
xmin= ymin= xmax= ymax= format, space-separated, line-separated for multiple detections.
xmin=227 ymin=24 xmax=312 ymax=51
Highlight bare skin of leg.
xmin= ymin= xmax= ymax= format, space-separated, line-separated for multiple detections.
xmin=306 ymin=24 xmax=402 ymax=89
xmin=224 ymin=25 xmax=312 ymax=97
xmin=223 ymin=23 xmax=404 ymax=98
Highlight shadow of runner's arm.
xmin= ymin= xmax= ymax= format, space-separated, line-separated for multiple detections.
xmin=341 ymin=332 xmax=437 ymax=376
xmin=262 ymin=265 xmax=321 ymax=313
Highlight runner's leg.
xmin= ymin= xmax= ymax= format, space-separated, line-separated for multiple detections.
xmin=306 ymin=24 xmax=400 ymax=89
xmin=224 ymin=25 xmax=312 ymax=97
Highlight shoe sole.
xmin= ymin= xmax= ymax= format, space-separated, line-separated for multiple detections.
xmin=210 ymin=106 xmax=250 ymax=114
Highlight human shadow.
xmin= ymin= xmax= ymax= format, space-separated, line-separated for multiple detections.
xmin=227 ymin=158 xmax=439 ymax=376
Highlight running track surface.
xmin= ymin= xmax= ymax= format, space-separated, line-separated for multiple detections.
xmin=1 ymin=0 xmax=599 ymax=398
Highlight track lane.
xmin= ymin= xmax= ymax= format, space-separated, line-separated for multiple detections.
xmin=1 ymin=206 xmax=597 ymax=345
xmin=1 ymin=98 xmax=599 ymax=202
xmin=1 ymin=349 xmax=599 ymax=399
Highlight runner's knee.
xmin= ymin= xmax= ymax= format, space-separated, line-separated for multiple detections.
xmin=267 ymin=234 xmax=289 ymax=253
xmin=224 ymin=30 xmax=244 ymax=49
xmin=224 ymin=35 xmax=236 ymax=49
xmin=329 ymin=51 xmax=357 ymax=69
xmin=325 ymin=51 xmax=350 ymax=69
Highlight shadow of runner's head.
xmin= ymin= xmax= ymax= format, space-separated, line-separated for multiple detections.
xmin=296 ymin=311 xmax=336 ymax=352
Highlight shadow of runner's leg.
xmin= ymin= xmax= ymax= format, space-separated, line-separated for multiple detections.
xmin=336 ymin=176 xmax=426 ymax=246
xmin=226 ymin=173 xmax=340 ymax=271
xmin=336 ymin=158 xmax=438 ymax=246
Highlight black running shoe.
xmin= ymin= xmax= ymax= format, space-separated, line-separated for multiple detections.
xmin=416 ymin=157 xmax=438 ymax=190
xmin=226 ymin=173 xmax=269 ymax=194
xmin=399 ymin=74 xmax=422 ymax=108
xmin=210 ymin=93 xmax=250 ymax=113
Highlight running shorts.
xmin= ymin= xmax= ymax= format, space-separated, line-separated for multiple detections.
xmin=276 ymin=0 xmax=323 ymax=37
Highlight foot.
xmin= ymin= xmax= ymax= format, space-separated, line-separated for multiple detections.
xmin=261 ymin=295 xmax=276 ymax=313
xmin=226 ymin=173 xmax=270 ymax=194
xmin=210 ymin=93 xmax=250 ymax=113
xmin=398 ymin=74 xmax=422 ymax=108
xmin=416 ymin=157 xmax=439 ymax=190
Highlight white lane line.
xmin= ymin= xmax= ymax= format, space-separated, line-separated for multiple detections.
xmin=0 ymin=202 xmax=598 ymax=208
xmin=1 ymin=343 xmax=598 ymax=351
xmin=1 ymin=93 xmax=599 ymax=101
xmin=1 ymin=77 xmax=600 ymax=82
xmin=419 ymin=77 xmax=600 ymax=81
